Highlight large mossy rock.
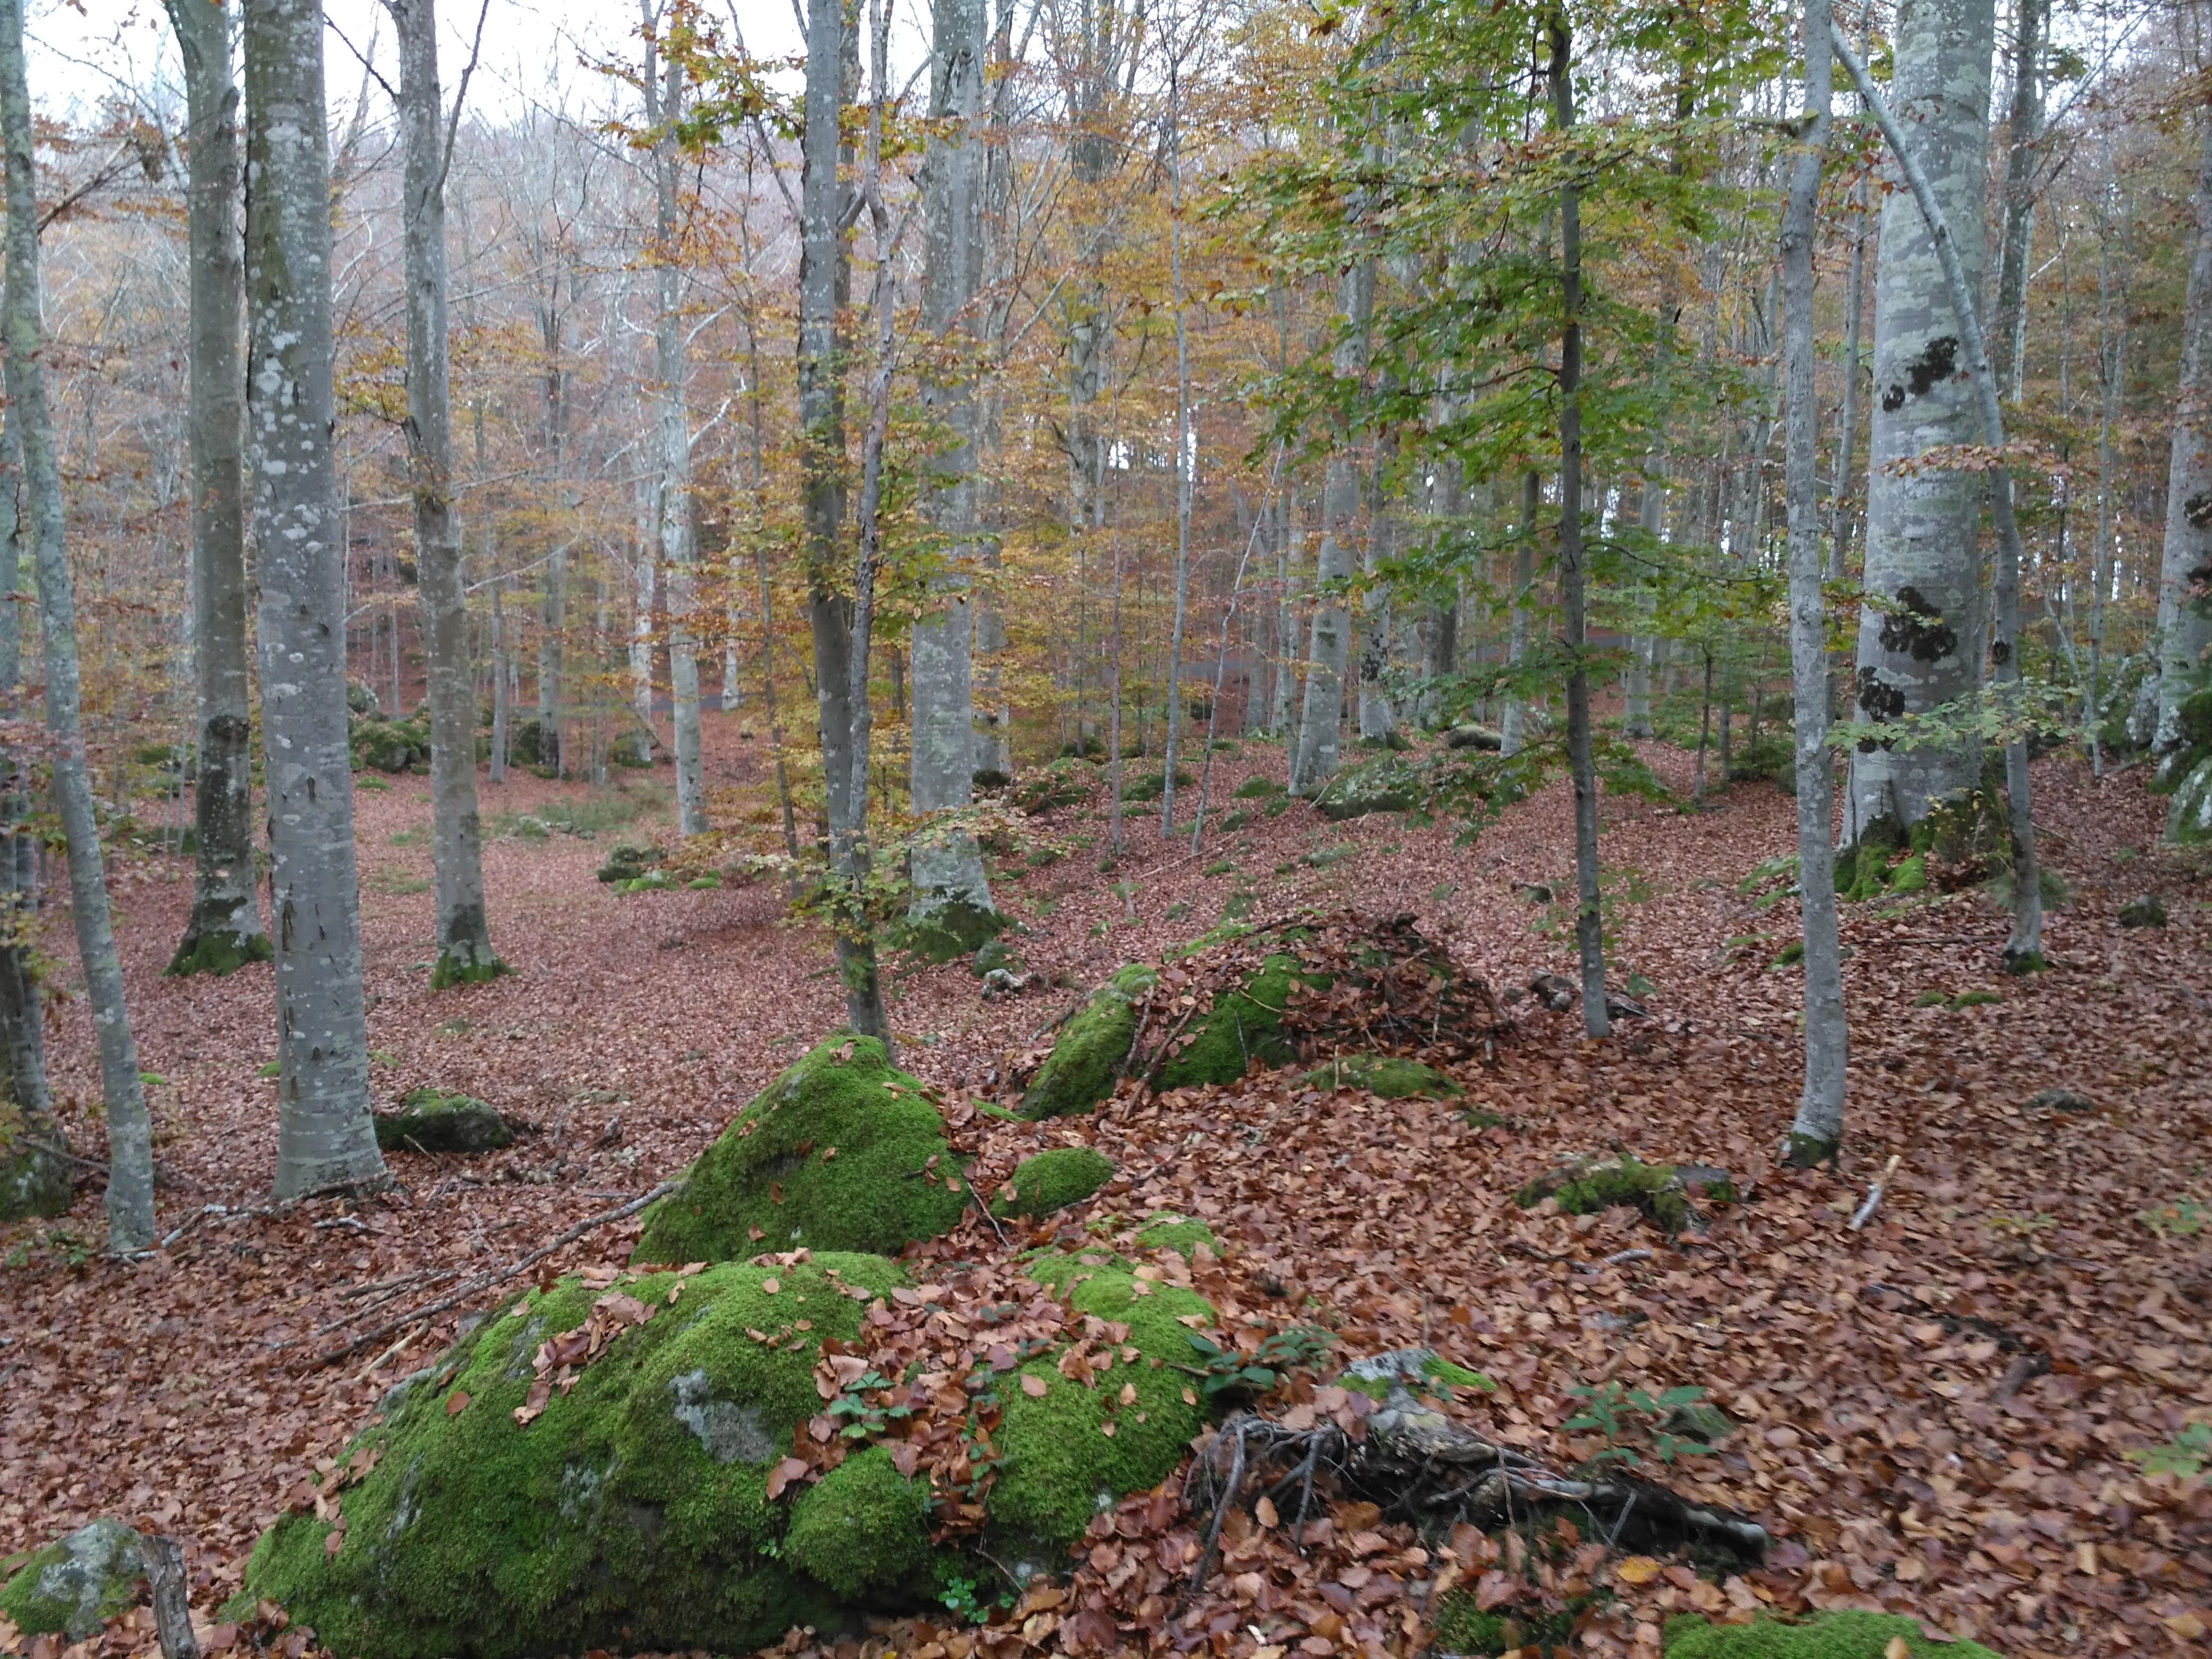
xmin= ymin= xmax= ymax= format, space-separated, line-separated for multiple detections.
xmin=1663 ymin=1611 xmax=1999 ymax=1657
xmin=1153 ymin=952 xmax=1323 ymax=1091
xmin=890 ymin=898 xmax=1007 ymax=965
xmin=1310 ymin=755 xmax=1420 ymax=820
xmin=349 ymin=715 xmax=431 ymax=775
xmin=240 ymin=1249 xmax=1214 ymax=1659
xmin=1020 ymin=965 xmax=1159 ymax=1119
xmin=2168 ymin=755 xmax=2212 ymax=844
xmin=1 ymin=1518 xmax=145 ymax=1640
xmin=0 ymin=1129 xmax=71 ymax=1221
xmin=373 ymin=1088 xmax=514 ymax=1154
xmin=991 ymin=1145 xmax=1115 ymax=1219
xmin=633 ymin=1035 xmax=968 ymax=1263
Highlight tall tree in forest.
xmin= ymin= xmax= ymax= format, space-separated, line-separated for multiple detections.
xmin=800 ymin=0 xmax=889 ymax=1043
xmin=388 ymin=0 xmax=502 ymax=988
xmin=0 ymin=423 xmax=59 ymax=1222
xmin=245 ymin=0 xmax=388 ymax=1197
xmin=1780 ymin=0 xmax=1847 ymax=1164
xmin=1548 ymin=11 xmax=1607 ymax=1039
xmin=646 ymin=3 xmax=706 ymax=836
xmin=909 ymin=0 xmax=995 ymax=922
xmin=1159 ymin=9 xmax=1196 ymax=832
xmin=163 ymin=0 xmax=271 ymax=978
xmin=2155 ymin=124 xmax=2212 ymax=786
xmin=1842 ymin=0 xmax=1996 ymax=839
xmin=0 ymin=0 xmax=155 ymax=1249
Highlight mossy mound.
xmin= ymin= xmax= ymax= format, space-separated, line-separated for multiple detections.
xmin=1310 ymin=754 xmax=1420 ymax=819
xmin=1019 ymin=964 xmax=1159 ymax=1119
xmin=992 ymin=1146 xmax=1115 ymax=1219
xmin=374 ymin=1088 xmax=515 ymax=1154
xmin=633 ymin=1035 xmax=968 ymax=1263
xmin=596 ymin=842 xmax=667 ymax=884
xmin=2118 ymin=892 xmax=2169 ymax=927
xmin=1122 ymin=766 xmax=1195 ymax=803
xmin=2167 ymin=755 xmax=2212 ymax=844
xmin=0 ymin=1133 xmax=72 ymax=1221
xmin=1013 ymin=759 xmax=1092 ymax=815
xmin=1663 ymin=1611 xmax=2000 ymax=1658
xmin=240 ymin=1255 xmax=906 ymax=1659
xmin=1514 ymin=1153 xmax=1735 ymax=1235
xmin=350 ymin=716 xmax=431 ymax=774
xmin=1232 ymin=776 xmax=1285 ymax=799
xmin=1443 ymin=724 xmax=1503 ymax=751
xmin=1 ymin=1518 xmax=145 ymax=1640
xmin=891 ymin=899 xmax=1007 ymax=965
xmin=166 ymin=925 xmax=275 ymax=978
xmin=1302 ymin=1053 xmax=1461 ymax=1100
xmin=1154 ymin=952 xmax=1326 ymax=1091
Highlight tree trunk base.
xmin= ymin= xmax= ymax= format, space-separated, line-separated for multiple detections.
xmin=165 ymin=918 xmax=274 ymax=978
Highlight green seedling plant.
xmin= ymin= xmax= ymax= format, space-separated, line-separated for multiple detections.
xmin=1565 ymin=1380 xmax=1715 ymax=1467
xmin=1185 ymin=1325 xmax=1337 ymax=1402
xmin=2125 ymin=1421 xmax=2210 ymax=1478
xmin=2138 ymin=1197 xmax=2208 ymax=1239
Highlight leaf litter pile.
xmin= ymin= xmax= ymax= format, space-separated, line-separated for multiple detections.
xmin=2 ymin=731 xmax=2209 ymax=1659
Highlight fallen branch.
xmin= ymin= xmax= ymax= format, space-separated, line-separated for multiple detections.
xmin=305 ymin=1181 xmax=678 ymax=1369
xmin=1848 ymin=1153 xmax=1902 ymax=1232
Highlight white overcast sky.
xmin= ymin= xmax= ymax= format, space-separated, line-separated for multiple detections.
xmin=22 ymin=0 xmax=828 ymax=129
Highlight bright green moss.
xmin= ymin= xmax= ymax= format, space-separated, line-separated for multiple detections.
xmin=165 ymin=926 xmax=274 ymax=978
xmin=374 ymin=1088 xmax=512 ymax=1154
xmin=993 ymin=1146 xmax=1116 ymax=1220
xmin=992 ymin=1264 xmax=1213 ymax=1548
xmin=1515 ymin=1154 xmax=1715 ymax=1234
xmin=1155 ymin=954 xmax=1325 ymax=1091
xmin=892 ymin=900 xmax=1007 ymax=965
xmin=1664 ymin=1612 xmax=2000 ymax=1658
xmin=1302 ymin=1053 xmax=1461 ymax=1099
xmin=1130 ymin=1213 xmax=1218 ymax=1257
xmin=0 ymin=1519 xmax=145 ymax=1640
xmin=633 ymin=1034 xmax=968 ymax=1263
xmin=241 ymin=1255 xmax=903 ymax=1659
xmin=1020 ymin=965 xmax=1158 ymax=1120
xmin=1886 ymin=853 xmax=1927 ymax=894
xmin=1432 ymin=1591 xmax=1581 ymax=1655
xmin=2168 ymin=756 xmax=2212 ymax=843
xmin=784 ymin=1446 xmax=932 ymax=1599
xmin=1232 ymin=777 xmax=1284 ymax=799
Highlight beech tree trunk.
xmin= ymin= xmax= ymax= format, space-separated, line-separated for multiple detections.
xmin=389 ymin=0 xmax=500 ymax=989
xmin=800 ymin=0 xmax=888 ymax=1043
xmin=1844 ymin=0 xmax=1996 ymax=836
xmin=2155 ymin=124 xmax=2212 ymax=776
xmin=1 ymin=0 xmax=155 ymax=1247
xmin=1499 ymin=471 xmax=1538 ymax=757
xmin=908 ymin=0 xmax=994 ymax=919
xmin=163 ymin=0 xmax=270 ymax=978
xmin=244 ymin=0 xmax=388 ymax=1199
xmin=1781 ymin=0 xmax=1847 ymax=1165
xmin=1289 ymin=257 xmax=1372 ymax=797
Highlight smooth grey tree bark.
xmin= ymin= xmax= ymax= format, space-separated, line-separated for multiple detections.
xmin=163 ymin=0 xmax=271 ymax=979
xmin=643 ymin=9 xmax=705 ymax=836
xmin=908 ymin=0 xmax=994 ymax=919
xmin=0 ymin=0 xmax=155 ymax=1248
xmin=1289 ymin=256 xmax=1373 ymax=797
xmin=388 ymin=0 xmax=501 ymax=989
xmin=0 ymin=419 xmax=60 ymax=1222
xmin=2155 ymin=123 xmax=2212 ymax=777
xmin=1780 ymin=0 xmax=1847 ymax=1166
xmin=1836 ymin=24 xmax=2042 ymax=967
xmin=1498 ymin=470 xmax=1538 ymax=757
xmin=800 ymin=0 xmax=889 ymax=1044
xmin=1842 ymin=0 xmax=1996 ymax=836
xmin=1159 ymin=27 xmax=1195 ymax=833
xmin=244 ymin=0 xmax=388 ymax=1199
xmin=1549 ymin=13 xmax=1607 ymax=1040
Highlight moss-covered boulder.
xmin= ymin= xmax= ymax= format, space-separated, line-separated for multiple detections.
xmin=240 ymin=1256 xmax=906 ymax=1659
xmin=2166 ymin=756 xmax=2212 ymax=844
xmin=350 ymin=716 xmax=431 ymax=774
xmin=633 ymin=1035 xmax=967 ymax=1263
xmin=240 ymin=1245 xmax=1216 ymax=1658
xmin=1013 ymin=759 xmax=1092 ymax=815
xmin=1310 ymin=754 xmax=1420 ymax=819
xmin=1020 ymin=964 xmax=1159 ymax=1119
xmin=1663 ymin=1611 xmax=1999 ymax=1657
xmin=1122 ymin=766 xmax=1195 ymax=803
xmin=2118 ymin=892 xmax=2169 ymax=927
xmin=0 ymin=1124 xmax=71 ymax=1221
xmin=1443 ymin=724 xmax=1503 ymax=751
xmin=1514 ymin=1153 xmax=1735 ymax=1235
xmin=1232 ymin=776 xmax=1284 ymax=799
xmin=596 ymin=842 xmax=666 ymax=884
xmin=891 ymin=899 xmax=1006 ymax=965
xmin=992 ymin=1146 xmax=1115 ymax=1219
xmin=1302 ymin=1053 xmax=1461 ymax=1100
xmin=1 ymin=1518 xmax=145 ymax=1640
xmin=1154 ymin=952 xmax=1325 ymax=1092
xmin=374 ymin=1088 xmax=514 ymax=1154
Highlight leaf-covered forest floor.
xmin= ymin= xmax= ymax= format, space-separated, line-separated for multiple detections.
xmin=3 ymin=719 xmax=2209 ymax=1658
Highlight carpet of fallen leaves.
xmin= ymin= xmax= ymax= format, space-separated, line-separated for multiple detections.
xmin=2 ymin=715 xmax=2208 ymax=1659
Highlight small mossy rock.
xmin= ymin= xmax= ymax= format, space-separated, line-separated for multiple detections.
xmin=632 ymin=1035 xmax=967 ymax=1262
xmin=993 ymin=1146 xmax=1115 ymax=1219
xmin=0 ymin=1518 xmax=145 ymax=1640
xmin=1310 ymin=755 xmax=1420 ymax=820
xmin=1013 ymin=759 xmax=1093 ymax=815
xmin=1130 ymin=1212 xmax=1218 ymax=1256
xmin=1514 ymin=1153 xmax=1734 ymax=1235
xmin=2118 ymin=892 xmax=2169 ymax=928
xmin=374 ymin=1088 xmax=514 ymax=1154
xmin=1020 ymin=965 xmax=1159 ymax=1119
xmin=995 ymin=1256 xmax=1214 ymax=1547
xmin=1155 ymin=953 xmax=1327 ymax=1092
xmin=1443 ymin=724 xmax=1503 ymax=751
xmin=895 ymin=899 xmax=1007 ymax=965
xmin=1302 ymin=1053 xmax=1461 ymax=1100
xmin=596 ymin=842 xmax=665 ymax=884
xmin=1663 ymin=1610 xmax=2000 ymax=1658
xmin=1121 ymin=766 xmax=1194 ymax=803
xmin=2024 ymin=1086 xmax=2097 ymax=1115
xmin=0 ymin=1135 xmax=72 ymax=1221
xmin=783 ymin=1446 xmax=932 ymax=1600
xmin=350 ymin=716 xmax=431 ymax=774
xmin=1232 ymin=776 xmax=1284 ymax=799
xmin=240 ymin=1256 xmax=903 ymax=1659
